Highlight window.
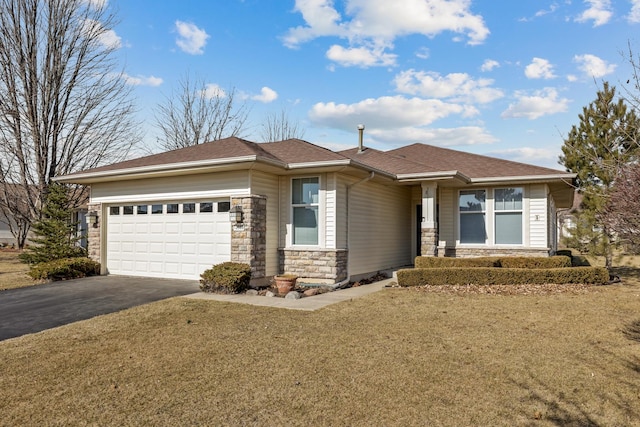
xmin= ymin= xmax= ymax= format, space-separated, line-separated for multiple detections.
xmin=123 ymin=205 xmax=134 ymax=215
xmin=292 ymin=177 xmax=319 ymax=245
xmin=459 ymin=190 xmax=486 ymax=244
xmin=151 ymin=204 xmax=163 ymax=214
xmin=166 ymin=203 xmax=179 ymax=214
xmin=200 ymin=202 xmax=213 ymax=213
xmin=495 ymin=188 xmax=523 ymax=244
xmin=182 ymin=203 xmax=196 ymax=213
xmin=137 ymin=205 xmax=148 ymax=215
xmin=217 ymin=201 xmax=230 ymax=213
xmin=109 ymin=206 xmax=120 ymax=215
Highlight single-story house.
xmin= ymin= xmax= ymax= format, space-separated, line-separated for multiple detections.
xmin=55 ymin=136 xmax=576 ymax=284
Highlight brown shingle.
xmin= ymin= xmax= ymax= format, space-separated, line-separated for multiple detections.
xmin=261 ymin=139 xmax=348 ymax=164
xmin=339 ymin=147 xmax=439 ymax=175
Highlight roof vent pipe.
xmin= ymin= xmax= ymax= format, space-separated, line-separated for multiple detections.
xmin=357 ymin=124 xmax=365 ymax=153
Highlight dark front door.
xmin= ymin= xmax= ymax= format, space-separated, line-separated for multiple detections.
xmin=416 ymin=204 xmax=422 ymax=256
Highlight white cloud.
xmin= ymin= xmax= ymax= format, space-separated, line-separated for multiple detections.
xmin=629 ymin=0 xmax=640 ymax=22
xmin=575 ymin=0 xmax=612 ymax=26
xmin=252 ymin=87 xmax=278 ymax=103
xmin=393 ymin=69 xmax=504 ymax=104
xmin=83 ymin=19 xmax=122 ymax=49
xmin=309 ymin=95 xmax=473 ymax=130
xmin=525 ymin=57 xmax=556 ymax=79
xmin=121 ymin=74 xmax=163 ymax=86
xmin=175 ymin=21 xmax=209 ymax=55
xmin=326 ymin=43 xmax=397 ymax=67
xmin=369 ymin=126 xmax=498 ymax=146
xmin=487 ymin=147 xmax=562 ymax=169
xmin=501 ymin=88 xmax=570 ymax=119
xmin=283 ymin=0 xmax=490 ymax=61
xmin=480 ymin=59 xmax=499 ymax=72
xmin=574 ymin=53 xmax=616 ymax=78
xmin=83 ymin=0 xmax=107 ymax=9
xmin=415 ymin=47 xmax=430 ymax=59
xmin=202 ymin=83 xmax=227 ymax=99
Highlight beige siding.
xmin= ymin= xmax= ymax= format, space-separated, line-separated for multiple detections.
xmin=529 ymin=184 xmax=548 ymax=248
xmin=249 ymin=170 xmax=279 ymax=276
xmin=548 ymin=192 xmax=557 ymax=252
xmin=325 ymin=173 xmax=337 ymax=249
xmin=278 ymin=175 xmax=288 ymax=249
xmin=91 ymin=170 xmax=250 ymax=203
xmin=345 ymin=176 xmax=412 ymax=276
xmin=335 ymin=176 xmax=348 ymax=249
xmin=439 ymin=187 xmax=455 ymax=248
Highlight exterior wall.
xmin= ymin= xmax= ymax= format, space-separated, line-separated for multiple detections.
xmin=248 ymin=171 xmax=279 ymax=277
xmin=441 ymin=247 xmax=550 ymax=257
xmin=230 ymin=195 xmax=266 ymax=282
xmin=547 ymin=192 xmax=558 ymax=253
xmin=529 ymin=184 xmax=548 ymax=248
xmin=421 ymin=228 xmax=438 ymax=256
xmin=86 ymin=202 xmax=102 ymax=265
xmin=90 ymin=170 xmax=250 ymax=203
xmin=279 ymin=248 xmax=348 ymax=281
xmin=344 ymin=175 xmax=412 ymax=276
xmin=438 ymin=187 xmax=455 ymax=249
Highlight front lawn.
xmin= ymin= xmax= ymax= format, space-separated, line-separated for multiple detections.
xmin=0 ymin=250 xmax=35 ymax=290
xmin=1 ymin=268 xmax=640 ymax=425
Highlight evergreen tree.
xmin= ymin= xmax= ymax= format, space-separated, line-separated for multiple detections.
xmin=20 ymin=183 xmax=86 ymax=264
xmin=560 ymin=82 xmax=640 ymax=269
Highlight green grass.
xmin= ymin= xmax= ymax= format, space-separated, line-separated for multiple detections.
xmin=2 ymin=273 xmax=640 ymax=425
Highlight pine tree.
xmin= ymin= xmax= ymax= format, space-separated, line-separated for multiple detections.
xmin=20 ymin=183 xmax=86 ymax=264
xmin=559 ymin=82 xmax=640 ymax=269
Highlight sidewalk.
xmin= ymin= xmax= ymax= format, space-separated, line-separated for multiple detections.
xmin=183 ymin=277 xmax=396 ymax=311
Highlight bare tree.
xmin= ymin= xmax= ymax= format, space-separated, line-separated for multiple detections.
xmin=259 ymin=108 xmax=306 ymax=142
xmin=0 ymin=0 xmax=140 ymax=248
xmin=605 ymin=162 xmax=640 ymax=251
xmin=154 ymin=74 xmax=249 ymax=151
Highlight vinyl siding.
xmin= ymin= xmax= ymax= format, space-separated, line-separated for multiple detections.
xmin=438 ymin=187 xmax=455 ymax=248
xmin=529 ymin=184 xmax=548 ymax=248
xmin=345 ymin=176 xmax=412 ymax=276
xmin=90 ymin=170 xmax=250 ymax=203
xmin=325 ymin=173 xmax=337 ymax=249
xmin=249 ymin=170 xmax=279 ymax=276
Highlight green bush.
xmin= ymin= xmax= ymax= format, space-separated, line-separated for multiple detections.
xmin=397 ymin=267 xmax=610 ymax=287
xmin=200 ymin=262 xmax=252 ymax=293
xmin=28 ymin=257 xmax=101 ymax=281
xmin=499 ymin=256 xmax=571 ymax=269
xmin=415 ymin=256 xmax=500 ymax=268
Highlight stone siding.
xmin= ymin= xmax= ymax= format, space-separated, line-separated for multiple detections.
xmin=279 ymin=249 xmax=348 ymax=281
xmin=421 ymin=227 xmax=438 ymax=257
xmin=439 ymin=247 xmax=550 ymax=258
xmin=230 ymin=195 xmax=267 ymax=280
xmin=86 ymin=202 xmax=101 ymax=264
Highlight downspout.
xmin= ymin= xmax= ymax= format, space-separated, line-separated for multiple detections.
xmin=335 ymin=171 xmax=375 ymax=288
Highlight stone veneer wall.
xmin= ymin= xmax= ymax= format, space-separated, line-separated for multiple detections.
xmin=421 ymin=227 xmax=438 ymax=257
xmin=230 ymin=195 xmax=266 ymax=280
xmin=279 ymin=249 xmax=348 ymax=281
xmin=439 ymin=247 xmax=550 ymax=258
xmin=86 ymin=202 xmax=102 ymax=264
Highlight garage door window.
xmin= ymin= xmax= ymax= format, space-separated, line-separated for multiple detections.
xmin=137 ymin=205 xmax=148 ymax=215
xmin=109 ymin=206 xmax=120 ymax=215
xmin=183 ymin=203 xmax=196 ymax=213
xmin=218 ymin=201 xmax=230 ymax=212
xmin=152 ymin=204 xmax=163 ymax=214
xmin=123 ymin=205 xmax=134 ymax=215
xmin=200 ymin=202 xmax=213 ymax=213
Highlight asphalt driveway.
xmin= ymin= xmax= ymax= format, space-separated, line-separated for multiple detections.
xmin=0 ymin=275 xmax=200 ymax=341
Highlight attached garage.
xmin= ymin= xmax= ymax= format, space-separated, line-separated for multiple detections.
xmin=106 ymin=199 xmax=231 ymax=280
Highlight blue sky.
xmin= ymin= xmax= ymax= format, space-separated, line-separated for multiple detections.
xmin=102 ymin=0 xmax=640 ymax=170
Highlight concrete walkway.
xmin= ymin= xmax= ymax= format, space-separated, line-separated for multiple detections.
xmin=184 ymin=277 xmax=395 ymax=311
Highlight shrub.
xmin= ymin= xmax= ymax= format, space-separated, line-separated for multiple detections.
xmin=28 ymin=257 xmax=101 ymax=281
xmin=397 ymin=267 xmax=610 ymax=287
xmin=499 ymin=256 xmax=572 ymax=269
xmin=200 ymin=262 xmax=252 ymax=293
xmin=415 ymin=256 xmax=500 ymax=268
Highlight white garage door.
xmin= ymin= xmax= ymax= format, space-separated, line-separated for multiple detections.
xmin=106 ymin=200 xmax=231 ymax=280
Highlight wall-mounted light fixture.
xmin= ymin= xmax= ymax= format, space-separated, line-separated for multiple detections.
xmin=87 ymin=210 xmax=99 ymax=228
xmin=229 ymin=205 xmax=243 ymax=224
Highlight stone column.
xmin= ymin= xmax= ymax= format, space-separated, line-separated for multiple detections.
xmin=420 ymin=182 xmax=438 ymax=257
xmin=86 ymin=202 xmax=102 ymax=263
xmin=230 ymin=195 xmax=267 ymax=281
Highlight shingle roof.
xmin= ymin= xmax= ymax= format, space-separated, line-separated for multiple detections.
xmin=338 ymin=147 xmax=440 ymax=175
xmin=387 ymin=143 xmax=567 ymax=179
xmin=261 ymin=139 xmax=347 ymax=164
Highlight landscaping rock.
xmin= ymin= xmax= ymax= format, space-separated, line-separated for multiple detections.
xmin=246 ymin=289 xmax=259 ymax=296
xmin=265 ymin=291 xmax=275 ymax=297
xmin=303 ymin=288 xmax=320 ymax=296
xmin=285 ymin=291 xmax=301 ymax=300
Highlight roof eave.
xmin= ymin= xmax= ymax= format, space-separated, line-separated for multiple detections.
xmin=395 ymin=170 xmax=470 ymax=183
xmin=468 ymin=173 xmax=576 ymax=184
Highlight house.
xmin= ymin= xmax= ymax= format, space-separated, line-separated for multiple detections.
xmin=55 ymin=136 xmax=576 ymax=284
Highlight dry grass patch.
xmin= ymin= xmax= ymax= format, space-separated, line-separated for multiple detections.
xmin=2 ymin=275 xmax=640 ymax=425
xmin=0 ymin=250 xmax=35 ymax=290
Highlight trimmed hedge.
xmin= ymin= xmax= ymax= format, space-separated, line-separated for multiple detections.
xmin=397 ymin=267 xmax=610 ymax=287
xmin=414 ymin=255 xmax=572 ymax=269
xmin=28 ymin=257 xmax=101 ymax=281
xmin=200 ymin=262 xmax=252 ymax=293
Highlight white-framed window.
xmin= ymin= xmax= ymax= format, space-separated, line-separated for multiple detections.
xmin=494 ymin=187 xmax=523 ymax=245
xmin=459 ymin=190 xmax=486 ymax=244
xmin=292 ymin=177 xmax=319 ymax=245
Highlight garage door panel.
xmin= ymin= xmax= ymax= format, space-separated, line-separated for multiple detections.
xmin=107 ymin=199 xmax=232 ymax=280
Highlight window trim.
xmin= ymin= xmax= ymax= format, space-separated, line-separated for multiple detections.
xmin=290 ymin=176 xmax=321 ymax=247
xmin=458 ymin=189 xmax=487 ymax=245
